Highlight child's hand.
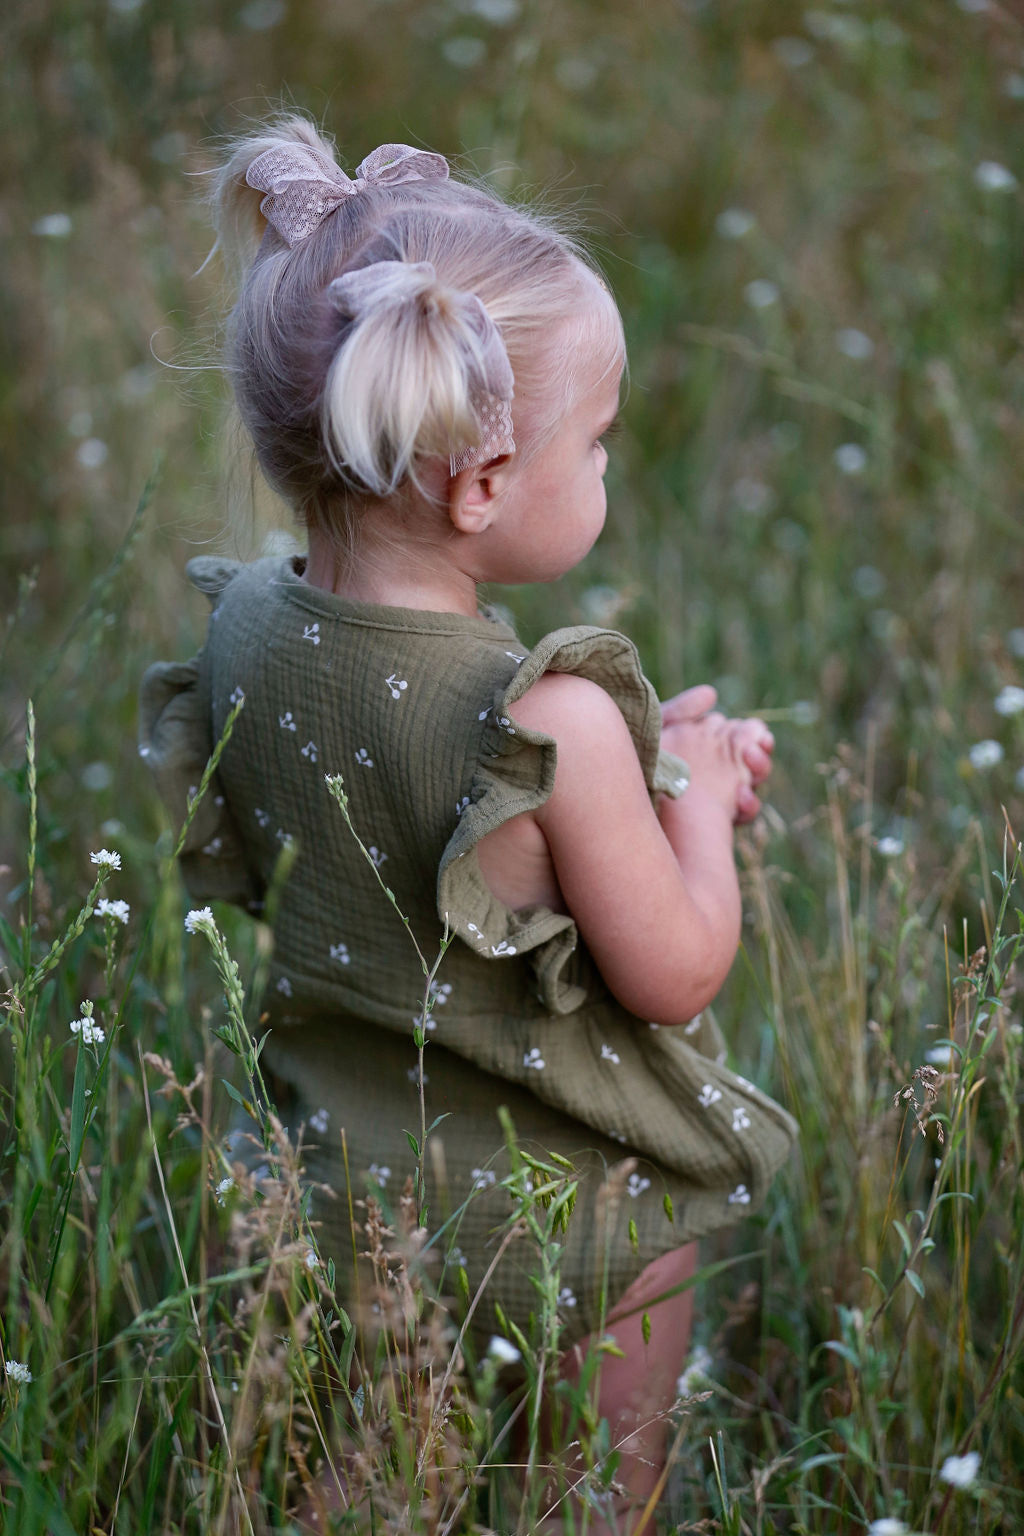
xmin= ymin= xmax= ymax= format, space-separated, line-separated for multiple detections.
xmin=661 ymin=687 xmax=774 ymax=825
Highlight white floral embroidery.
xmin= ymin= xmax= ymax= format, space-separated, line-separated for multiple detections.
xmin=627 ymin=1173 xmax=651 ymax=1198
xmin=732 ymin=1106 xmax=751 ymax=1132
xmin=214 ymin=795 xmax=225 ymax=807
xmin=368 ymin=1162 xmax=391 ymax=1186
xmin=600 ymin=1044 xmax=621 ymax=1064
xmin=255 ymin=808 xmax=271 ymax=828
xmin=505 ymin=651 xmax=526 ymax=664
xmin=448 ymin=1245 xmax=466 ymax=1267
xmin=491 ymin=939 xmax=517 ymax=956
xmin=300 ymin=739 xmax=318 ymax=763
xmin=496 ymin=715 xmax=516 ymax=735
xmin=674 ymin=775 xmax=689 ymax=792
xmin=728 ymin=1184 xmax=752 ymax=1205
xmin=276 ymin=977 xmax=293 ymax=997
xmin=471 ymin=1167 xmax=496 ymax=1190
xmin=329 ymin=942 xmax=351 ymax=966
xmin=230 ymin=685 xmax=245 ymax=706
xmin=407 ymin=1064 xmax=428 ymax=1086
xmin=735 ymin=1075 xmax=755 ymax=1094
xmin=309 ymin=1108 xmax=330 ymax=1134
xmin=684 ymin=1014 xmax=702 ymax=1035
xmin=355 ymin=747 xmax=374 ymax=767
xmin=609 ymin=1131 xmax=628 ymax=1145
xmin=557 ymin=1286 xmax=577 ymax=1308
xmin=279 ymin=711 xmax=297 ymax=732
xmin=524 ymin=1047 xmax=545 ymax=1070
xmin=275 ymin=828 xmax=294 ymax=848
xmin=455 ymin=795 xmax=470 ymax=817
xmin=385 ymin=674 xmax=408 ymax=700
xmin=303 ymin=623 xmax=320 ymax=645
xmin=478 ymin=706 xmax=491 ymax=722
xmin=202 ymin=837 xmax=223 ymax=857
xmin=467 ymin=922 xmax=486 ymax=944
xmin=368 ymin=846 xmax=387 ymax=868
xmin=698 ymin=1083 xmax=723 ymax=1108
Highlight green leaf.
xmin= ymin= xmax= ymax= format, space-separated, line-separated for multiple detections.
xmin=641 ymin=1310 xmax=651 ymax=1346
xmin=628 ymin=1218 xmax=639 ymax=1253
xmin=69 ymin=1043 xmax=87 ymax=1167
xmin=905 ymin=1269 xmax=925 ymax=1298
xmin=405 ymin=1130 xmax=420 ymax=1158
xmin=220 ymin=1078 xmax=247 ymax=1108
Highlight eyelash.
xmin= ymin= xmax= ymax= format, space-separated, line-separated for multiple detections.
xmin=597 ymin=420 xmax=623 ymax=446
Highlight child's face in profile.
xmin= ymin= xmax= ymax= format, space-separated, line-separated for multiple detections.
xmin=481 ymin=341 xmax=623 ymax=587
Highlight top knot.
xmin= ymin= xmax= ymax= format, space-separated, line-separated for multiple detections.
xmin=245 ymin=142 xmax=450 ymax=247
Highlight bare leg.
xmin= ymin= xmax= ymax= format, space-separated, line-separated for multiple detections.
xmin=546 ymin=1244 xmax=697 ymax=1535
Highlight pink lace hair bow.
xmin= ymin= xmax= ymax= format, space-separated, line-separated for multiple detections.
xmin=328 ymin=261 xmax=515 ymax=473
xmin=246 ymin=141 xmax=450 ymax=248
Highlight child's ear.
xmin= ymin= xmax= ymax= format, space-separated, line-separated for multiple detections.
xmin=447 ymin=454 xmax=515 ymax=535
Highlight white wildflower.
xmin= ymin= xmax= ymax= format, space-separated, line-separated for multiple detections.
xmin=5 ymin=1360 xmax=32 ymax=1384
xmin=215 ymin=1177 xmax=234 ymax=1206
xmin=471 ymin=1167 xmax=496 ymax=1190
xmin=95 ymin=898 xmax=130 ymax=925
xmin=304 ymin=1249 xmax=319 ymax=1270
xmin=867 ymin=1521 xmax=909 ymax=1536
xmin=744 ymin=278 xmax=780 ymax=310
xmin=486 ymin=1335 xmax=522 ymax=1365
xmin=836 ymin=327 xmax=875 ymax=360
xmin=877 ymin=836 xmax=905 ymax=857
xmin=835 ymin=442 xmax=867 ymax=475
xmin=716 ymin=206 xmax=755 ymax=239
xmin=184 ymin=907 xmax=215 ymax=934
xmin=677 ymin=1344 xmax=714 ymax=1397
xmin=969 ymin=739 xmax=1004 ymax=770
xmin=939 ymin=1450 xmax=980 ymax=1488
xmin=557 ymin=1286 xmax=578 ymax=1308
xmin=368 ymin=1163 xmax=391 ymax=1186
xmin=994 ymin=685 xmax=1024 ymax=716
xmin=90 ymin=848 xmax=121 ymax=870
xmin=33 ymin=213 xmax=72 ymax=238
xmin=974 ymin=160 xmax=1016 ymax=193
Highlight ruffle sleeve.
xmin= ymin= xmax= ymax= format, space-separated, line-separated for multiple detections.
xmin=437 ymin=625 xmax=690 ymax=1015
xmin=137 ymin=558 xmax=262 ymax=909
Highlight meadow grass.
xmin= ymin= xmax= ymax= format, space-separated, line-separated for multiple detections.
xmin=3 ymin=0 xmax=1024 ymax=1529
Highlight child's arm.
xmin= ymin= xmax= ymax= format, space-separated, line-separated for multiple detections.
xmin=508 ymin=673 xmax=768 ymax=1025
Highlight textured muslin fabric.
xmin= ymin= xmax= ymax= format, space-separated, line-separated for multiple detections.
xmin=140 ymin=555 xmax=797 ymax=1345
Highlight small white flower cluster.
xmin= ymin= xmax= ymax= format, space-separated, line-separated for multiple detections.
xmin=5 ymin=1359 xmax=32 ymax=1384
xmin=486 ymin=1335 xmax=522 ymax=1365
xmin=215 ymin=1177 xmax=234 ymax=1207
xmin=70 ymin=1003 xmax=105 ymax=1046
xmin=969 ymin=739 xmax=1004 ymax=771
xmin=304 ymin=1249 xmax=320 ymax=1271
xmin=90 ymin=848 xmax=122 ymax=870
xmin=877 ymin=836 xmax=905 ymax=858
xmin=939 ymin=1450 xmax=980 ymax=1488
xmin=95 ymin=898 xmax=130 ymax=925
xmin=676 ymin=1343 xmax=714 ymax=1398
xmin=994 ymin=684 xmax=1024 ymax=717
xmin=867 ymin=1520 xmax=908 ymax=1536
xmin=184 ymin=907 xmax=215 ymax=935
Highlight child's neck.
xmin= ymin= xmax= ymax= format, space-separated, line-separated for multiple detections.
xmin=303 ymin=531 xmax=482 ymax=618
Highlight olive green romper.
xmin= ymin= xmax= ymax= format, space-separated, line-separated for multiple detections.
xmin=140 ymin=554 xmax=796 ymax=1347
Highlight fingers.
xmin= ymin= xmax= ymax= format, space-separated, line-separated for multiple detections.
xmin=734 ymin=783 xmax=761 ymax=824
xmin=661 ymin=684 xmax=718 ymax=724
xmin=728 ymin=718 xmax=775 ymax=785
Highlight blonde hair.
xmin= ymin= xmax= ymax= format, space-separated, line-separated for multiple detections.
xmin=208 ymin=115 xmax=625 ymax=552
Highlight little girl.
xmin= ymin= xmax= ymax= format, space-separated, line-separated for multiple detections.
xmin=141 ymin=116 xmax=796 ymax=1526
